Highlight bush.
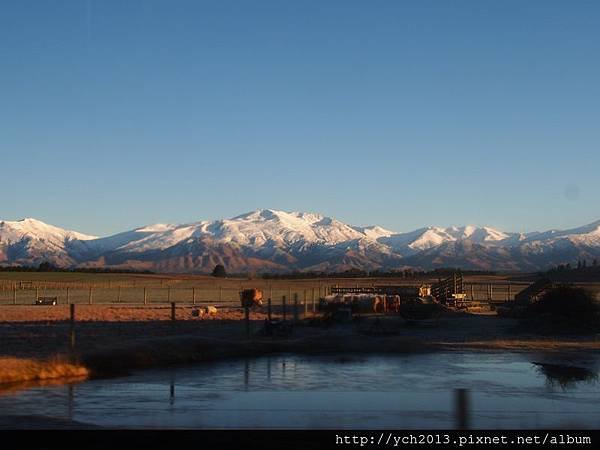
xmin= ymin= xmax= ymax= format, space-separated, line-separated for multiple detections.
xmin=522 ymin=285 xmax=599 ymax=333
xmin=211 ymin=264 xmax=227 ymax=278
xmin=527 ymin=285 xmax=598 ymax=319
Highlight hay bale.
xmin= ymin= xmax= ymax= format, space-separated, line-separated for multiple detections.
xmin=240 ymin=288 xmax=263 ymax=307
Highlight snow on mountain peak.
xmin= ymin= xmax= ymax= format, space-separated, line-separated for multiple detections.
xmin=233 ymin=209 xmax=327 ymax=225
xmin=233 ymin=209 xmax=280 ymax=221
xmin=0 ymin=217 xmax=97 ymax=242
xmin=358 ymin=225 xmax=395 ymax=240
xmin=136 ymin=223 xmax=177 ymax=233
xmin=214 ymin=209 xmax=363 ymax=248
xmin=2 ymin=212 xmax=600 ymax=273
xmin=408 ymin=227 xmax=453 ymax=250
xmin=0 ymin=217 xmax=97 ymax=267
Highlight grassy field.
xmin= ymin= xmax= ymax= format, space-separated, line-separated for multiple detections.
xmin=0 ymin=271 xmax=377 ymax=286
xmin=0 ymin=271 xmax=530 ymax=288
xmin=1 ymin=271 xmax=599 ymax=306
xmin=0 ymin=271 xmax=537 ymax=305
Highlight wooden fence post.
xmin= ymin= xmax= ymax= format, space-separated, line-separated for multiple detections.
xmin=293 ymin=293 xmax=299 ymax=323
xmin=312 ymin=288 xmax=316 ymax=314
xmin=69 ymin=304 xmax=76 ymax=352
xmin=282 ymin=295 xmax=287 ymax=321
xmin=171 ymin=302 xmax=176 ymax=323
xmin=144 ymin=287 xmax=147 ymax=305
xmin=168 ymin=286 xmax=171 ymax=303
xmin=455 ymin=388 xmax=470 ymax=429
xmin=267 ymin=297 xmax=272 ymax=321
xmin=304 ymin=289 xmax=307 ymax=316
xmin=13 ymin=286 xmax=17 ymax=305
xmin=244 ymin=306 xmax=250 ymax=338
xmin=470 ymin=284 xmax=474 ymax=301
xmin=88 ymin=286 xmax=93 ymax=305
xmin=192 ymin=287 xmax=196 ymax=305
xmin=507 ymin=283 xmax=512 ymax=301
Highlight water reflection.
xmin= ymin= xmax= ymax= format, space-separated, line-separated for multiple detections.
xmin=67 ymin=384 xmax=74 ymax=420
xmin=244 ymin=359 xmax=250 ymax=391
xmin=0 ymin=376 xmax=86 ymax=397
xmin=1 ymin=353 xmax=600 ymax=429
xmin=169 ymin=377 xmax=175 ymax=406
xmin=532 ymin=362 xmax=598 ymax=390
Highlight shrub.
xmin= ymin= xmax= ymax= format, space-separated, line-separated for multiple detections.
xmin=522 ymin=285 xmax=599 ymax=333
xmin=527 ymin=285 xmax=598 ymax=319
xmin=211 ymin=264 xmax=227 ymax=278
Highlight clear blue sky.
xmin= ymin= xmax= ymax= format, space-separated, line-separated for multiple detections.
xmin=1 ymin=0 xmax=599 ymax=236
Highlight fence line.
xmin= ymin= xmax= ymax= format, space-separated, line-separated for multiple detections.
xmin=0 ymin=286 xmax=334 ymax=307
xmin=0 ymin=279 xmax=335 ymax=292
xmin=465 ymin=282 xmax=530 ymax=303
xmin=0 ymin=282 xmax=533 ymax=306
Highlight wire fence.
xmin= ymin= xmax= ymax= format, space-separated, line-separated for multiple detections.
xmin=0 ymin=283 xmax=536 ymax=306
xmin=466 ymin=282 xmax=530 ymax=303
xmin=0 ymin=285 xmax=332 ymax=307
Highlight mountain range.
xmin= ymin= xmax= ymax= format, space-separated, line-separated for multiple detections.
xmin=1 ymin=209 xmax=600 ymax=273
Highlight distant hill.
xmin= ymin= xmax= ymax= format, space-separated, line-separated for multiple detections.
xmin=2 ymin=210 xmax=600 ymax=273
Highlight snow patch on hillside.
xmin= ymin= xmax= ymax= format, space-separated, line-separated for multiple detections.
xmin=2 ymin=212 xmax=600 ymax=272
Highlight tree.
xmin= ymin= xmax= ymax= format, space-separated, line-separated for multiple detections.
xmin=526 ymin=284 xmax=598 ymax=322
xmin=37 ymin=261 xmax=56 ymax=272
xmin=212 ymin=264 xmax=227 ymax=278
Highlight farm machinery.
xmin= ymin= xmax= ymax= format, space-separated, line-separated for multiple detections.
xmin=319 ymin=272 xmax=468 ymax=323
xmin=321 ymin=284 xmax=431 ymax=321
xmin=432 ymin=272 xmax=469 ymax=308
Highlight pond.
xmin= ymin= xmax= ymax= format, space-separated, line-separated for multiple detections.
xmin=1 ymin=351 xmax=599 ymax=429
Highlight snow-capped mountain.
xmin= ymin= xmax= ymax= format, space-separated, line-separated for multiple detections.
xmin=0 ymin=218 xmax=96 ymax=267
xmin=1 ymin=210 xmax=600 ymax=273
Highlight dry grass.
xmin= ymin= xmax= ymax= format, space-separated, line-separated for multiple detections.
xmin=0 ymin=305 xmax=270 ymax=322
xmin=0 ymin=357 xmax=89 ymax=384
xmin=0 ymin=271 xmax=535 ymax=290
